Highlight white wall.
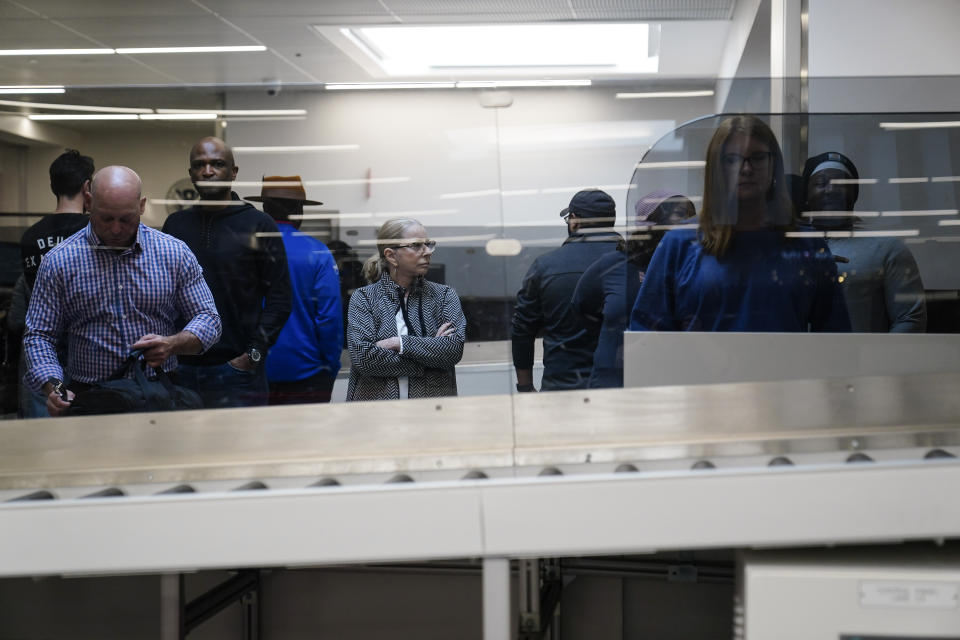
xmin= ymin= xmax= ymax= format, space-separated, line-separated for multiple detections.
xmin=17 ymin=122 xmax=215 ymax=228
xmin=809 ymin=0 xmax=960 ymax=78
xmin=223 ymin=87 xmax=713 ymax=235
xmin=808 ymin=0 xmax=960 ymax=112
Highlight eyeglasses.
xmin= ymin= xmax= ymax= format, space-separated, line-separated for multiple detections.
xmin=393 ymin=240 xmax=437 ymax=253
xmin=721 ymin=152 xmax=773 ymax=169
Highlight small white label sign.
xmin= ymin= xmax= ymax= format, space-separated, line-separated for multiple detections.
xmin=861 ymin=581 xmax=959 ymax=609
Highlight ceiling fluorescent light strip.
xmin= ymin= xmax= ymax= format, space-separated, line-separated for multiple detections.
xmin=325 ymin=82 xmax=455 ymax=90
xmin=28 ymin=113 xmax=217 ymax=121
xmin=616 ymin=90 xmax=714 ymax=99
xmin=635 ymin=160 xmax=706 ymax=169
xmin=156 ymin=109 xmax=307 ymax=116
xmin=139 ymin=113 xmax=218 ymax=120
xmin=0 ymin=46 xmax=265 ymax=57
xmin=28 ymin=114 xmax=139 ymax=121
xmin=0 ymin=48 xmax=113 ymax=56
xmin=455 ymin=80 xmax=591 ymax=88
xmin=0 ymin=86 xmax=65 ymax=94
xmin=0 ymin=99 xmax=151 ymax=113
xmin=232 ymin=145 xmax=359 ymax=153
xmin=879 ymin=121 xmax=960 ymax=130
xmin=116 ymin=46 xmax=266 ymax=54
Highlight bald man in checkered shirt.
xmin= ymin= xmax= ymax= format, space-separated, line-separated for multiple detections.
xmin=23 ymin=166 xmax=221 ymax=417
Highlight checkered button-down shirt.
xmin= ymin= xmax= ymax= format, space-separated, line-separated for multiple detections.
xmin=24 ymin=223 xmax=221 ymax=390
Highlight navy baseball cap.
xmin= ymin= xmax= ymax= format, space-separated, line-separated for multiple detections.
xmin=560 ymin=189 xmax=616 ymax=218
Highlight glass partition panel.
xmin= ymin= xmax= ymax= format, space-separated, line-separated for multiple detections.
xmin=0 ymin=78 xmax=958 ymax=426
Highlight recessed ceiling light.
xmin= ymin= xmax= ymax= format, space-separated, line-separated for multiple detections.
xmin=324 ymin=23 xmax=658 ymax=77
xmin=0 ymin=86 xmax=65 ymax=94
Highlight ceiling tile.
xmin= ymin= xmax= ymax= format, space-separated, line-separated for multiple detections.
xmin=199 ymin=0 xmax=396 ymax=19
xmin=56 ymin=16 xmax=252 ymax=46
xmin=5 ymin=0 xmax=206 ymax=19
xmin=0 ymin=18 xmax=97 ymax=47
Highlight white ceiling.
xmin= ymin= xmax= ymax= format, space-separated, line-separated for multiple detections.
xmin=0 ymin=0 xmax=738 ymax=89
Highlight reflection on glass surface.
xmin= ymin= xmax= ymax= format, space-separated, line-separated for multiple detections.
xmin=0 ymin=78 xmax=959 ymax=417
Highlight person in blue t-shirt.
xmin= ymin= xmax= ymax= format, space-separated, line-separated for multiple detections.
xmin=247 ymin=176 xmax=343 ymax=404
xmin=630 ymin=115 xmax=850 ymax=333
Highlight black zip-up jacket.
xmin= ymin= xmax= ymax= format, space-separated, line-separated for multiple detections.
xmin=510 ymin=230 xmax=621 ymax=390
xmin=162 ymin=193 xmax=291 ymax=366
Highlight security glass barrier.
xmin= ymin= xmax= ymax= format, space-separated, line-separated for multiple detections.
xmin=0 ymin=79 xmax=956 ymax=435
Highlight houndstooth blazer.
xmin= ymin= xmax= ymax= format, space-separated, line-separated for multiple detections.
xmin=346 ymin=273 xmax=466 ymax=401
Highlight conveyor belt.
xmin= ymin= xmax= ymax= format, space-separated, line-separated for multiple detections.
xmin=1 ymin=372 xmax=959 ymax=577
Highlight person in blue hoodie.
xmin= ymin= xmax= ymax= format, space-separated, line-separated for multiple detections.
xmin=246 ymin=176 xmax=343 ymax=404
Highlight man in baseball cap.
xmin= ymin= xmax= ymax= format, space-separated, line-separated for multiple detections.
xmin=511 ymin=189 xmax=622 ymax=392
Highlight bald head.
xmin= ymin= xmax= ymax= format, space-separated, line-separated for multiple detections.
xmin=86 ymin=165 xmax=145 ymax=248
xmin=189 ymin=136 xmax=238 ymax=207
xmin=190 ymin=137 xmax=235 ymax=167
xmin=90 ymin=165 xmax=142 ymax=203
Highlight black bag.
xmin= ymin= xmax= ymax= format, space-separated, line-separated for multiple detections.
xmin=69 ymin=350 xmax=203 ymax=416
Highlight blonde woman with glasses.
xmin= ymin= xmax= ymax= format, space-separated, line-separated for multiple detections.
xmin=346 ymin=218 xmax=466 ymax=401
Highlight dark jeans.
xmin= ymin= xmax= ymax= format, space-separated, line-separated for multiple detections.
xmin=268 ymin=371 xmax=336 ymax=405
xmin=176 ymin=362 xmax=269 ymax=409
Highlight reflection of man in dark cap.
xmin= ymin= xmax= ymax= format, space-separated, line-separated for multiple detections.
xmin=511 ymin=189 xmax=622 ymax=392
xmin=802 ymin=151 xmax=926 ymax=332
xmin=245 ymin=176 xmax=342 ymax=404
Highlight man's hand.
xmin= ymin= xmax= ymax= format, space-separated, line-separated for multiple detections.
xmin=375 ymin=337 xmax=401 ymax=352
xmin=132 ymin=331 xmax=202 ymax=368
xmin=228 ymin=353 xmax=256 ymax=372
xmin=435 ymin=322 xmax=455 ymax=338
xmin=132 ymin=334 xmax=176 ymax=368
xmin=44 ymin=385 xmax=74 ymax=417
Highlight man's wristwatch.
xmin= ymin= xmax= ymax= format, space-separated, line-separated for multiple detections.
xmin=246 ymin=347 xmax=262 ymax=364
xmin=45 ymin=377 xmax=66 ymax=400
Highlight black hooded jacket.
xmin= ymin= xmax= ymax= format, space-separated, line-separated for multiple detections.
xmin=162 ymin=193 xmax=291 ymax=365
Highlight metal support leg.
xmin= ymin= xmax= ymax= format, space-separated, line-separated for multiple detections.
xmin=160 ymin=573 xmax=184 ymax=640
xmin=518 ymin=559 xmax=540 ymax=635
xmin=483 ymin=557 xmax=511 ymax=640
xmin=518 ymin=558 xmax=563 ymax=640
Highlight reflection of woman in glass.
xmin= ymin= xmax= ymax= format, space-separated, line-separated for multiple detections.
xmin=347 ymin=218 xmax=466 ymax=401
xmin=573 ymin=190 xmax=695 ymax=388
xmin=630 ymin=115 xmax=850 ymax=332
